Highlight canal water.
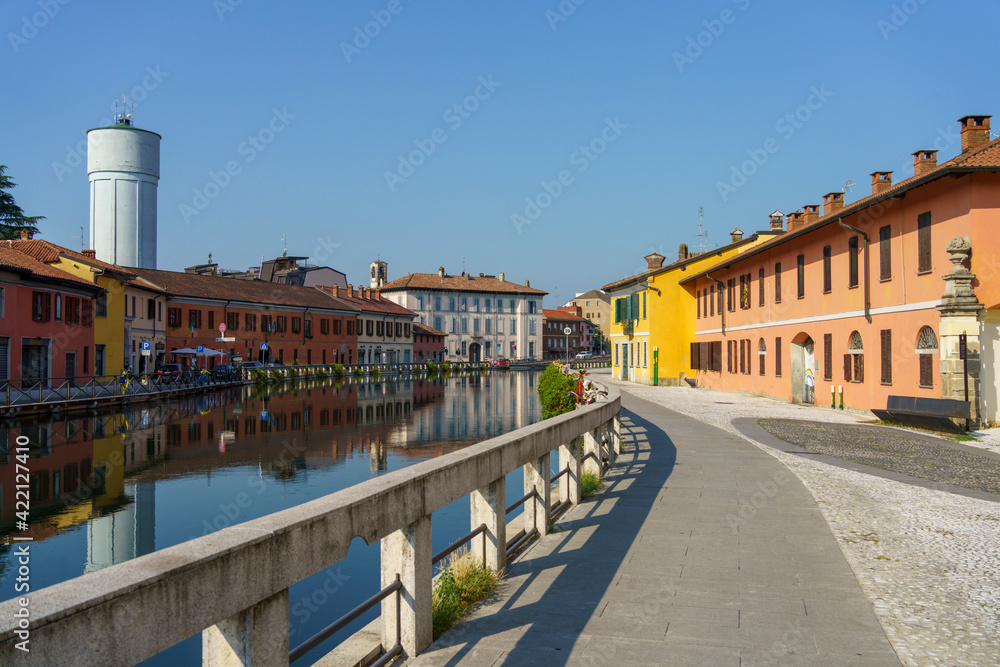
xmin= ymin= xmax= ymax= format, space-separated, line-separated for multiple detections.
xmin=0 ymin=370 xmax=543 ymax=664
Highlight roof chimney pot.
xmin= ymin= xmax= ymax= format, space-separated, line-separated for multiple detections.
xmin=438 ymin=267 xmax=445 ymax=279
xmin=769 ymin=210 xmax=784 ymax=232
xmin=871 ymin=171 xmax=893 ymax=195
xmin=730 ymin=228 xmax=744 ymax=243
xmin=959 ymin=115 xmax=992 ymax=153
xmin=645 ymin=252 xmax=666 ymax=269
xmin=802 ymin=205 xmax=820 ymax=225
xmin=912 ymin=150 xmax=938 ymax=177
xmin=82 ymin=249 xmax=96 ymax=258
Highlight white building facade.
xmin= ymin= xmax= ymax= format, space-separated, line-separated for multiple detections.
xmin=380 ymin=268 xmax=547 ymax=363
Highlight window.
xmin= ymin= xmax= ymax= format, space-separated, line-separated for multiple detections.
xmin=510 ymin=318 xmax=517 ymax=335
xmin=189 ymin=309 xmax=201 ymax=330
xmin=774 ymin=263 xmax=782 ymax=303
xmin=460 ymin=298 xmax=468 ymax=311
xmin=529 ymin=300 xmax=537 ymax=314
xmin=333 ymin=318 xmax=342 ymax=335
xmin=168 ymin=307 xmax=181 ymax=328
xmin=727 ymin=278 xmax=735 ymax=312
xmin=697 ymin=290 xmax=701 ymax=319
xmin=510 ymin=299 xmax=516 ymax=312
xmin=758 ymin=338 xmax=766 ymax=376
xmin=32 ymin=291 xmax=51 ymax=322
xmin=845 ymin=331 xmax=864 ymax=382
xmin=226 ymin=312 xmax=239 ymax=332
xmin=146 ymin=298 xmax=155 ymax=320
xmin=758 ymin=268 xmax=765 ymax=307
xmin=65 ymin=297 xmax=80 ymax=325
xmin=484 ymin=298 xmax=491 ymax=312
xmin=460 ymin=317 xmax=468 ymax=334
xmin=434 ymin=296 xmax=442 ymax=311
xmin=918 ymin=212 xmax=932 ymax=272
xmin=848 ymin=236 xmax=859 ymax=288
xmin=775 ymin=337 xmax=782 ymax=377
xmin=879 ymin=225 xmax=892 ymax=280
xmin=55 ymin=294 xmax=62 ymax=320
xmin=320 ymin=318 xmax=329 ymax=335
xmin=434 ymin=316 xmax=442 ymax=332
xmin=245 ymin=313 xmax=256 ymax=332
xmin=880 ymin=329 xmax=892 ymax=384
xmin=95 ymin=344 xmax=105 ymax=376
xmin=208 ymin=311 xmax=215 ymax=330
xmin=292 ymin=317 xmax=301 ymax=334
xmin=448 ymin=297 xmax=456 ymax=311
xmin=823 ymin=246 xmax=832 ymax=293
xmin=643 ymin=341 xmax=647 ymax=366
xmin=81 ymin=299 xmax=92 ymax=327
xmin=527 ymin=318 xmax=535 ymax=335
xmin=717 ymin=283 xmax=723 ymax=315
xmin=0 ymin=286 xmax=4 ymax=317
xmin=796 ymin=255 xmax=805 ymax=298
xmin=709 ymin=285 xmax=715 ymax=316
xmin=96 ymin=293 xmax=107 ymax=318
xmin=823 ymin=333 xmax=833 ymax=381
xmin=917 ymin=326 xmax=937 ymax=388
xmin=366 ymin=320 xmax=374 ymax=336
xmin=346 ymin=319 xmax=355 ymax=336
xmin=376 ymin=321 xmax=384 ymax=337
xmin=485 ymin=318 xmax=492 ymax=334
xmin=642 ymin=292 xmax=647 ymax=319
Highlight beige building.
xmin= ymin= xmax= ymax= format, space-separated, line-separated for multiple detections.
xmin=564 ymin=290 xmax=611 ymax=344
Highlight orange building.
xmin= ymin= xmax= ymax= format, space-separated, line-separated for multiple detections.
xmin=685 ymin=115 xmax=1000 ymax=423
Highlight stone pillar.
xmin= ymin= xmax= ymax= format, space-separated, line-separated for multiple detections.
xmin=471 ymin=477 xmax=506 ymax=573
xmin=381 ymin=516 xmax=432 ymax=657
xmin=523 ymin=453 xmax=550 ymax=537
xmin=203 ymin=589 xmax=289 ymax=666
xmin=558 ymin=439 xmax=581 ymax=505
xmin=583 ymin=429 xmax=601 ymax=478
xmin=936 ymin=236 xmax=985 ymax=424
xmin=613 ymin=413 xmax=623 ymax=455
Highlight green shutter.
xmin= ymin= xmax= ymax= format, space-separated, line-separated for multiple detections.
xmin=615 ymin=298 xmax=622 ymax=323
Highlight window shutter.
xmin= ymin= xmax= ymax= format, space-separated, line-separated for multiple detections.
xmin=691 ymin=342 xmax=700 ymax=370
xmin=823 ymin=246 xmax=832 ymax=293
xmin=848 ymin=237 xmax=859 ymax=288
xmin=824 ymin=333 xmax=833 ymax=381
xmin=615 ymin=298 xmax=622 ymax=323
xmin=775 ymin=337 xmax=782 ymax=376
xmin=879 ymin=225 xmax=891 ymax=280
xmin=918 ymin=212 xmax=932 ymax=272
xmin=797 ymin=254 xmax=805 ymax=298
xmin=857 ymin=354 xmax=864 ymax=383
xmin=919 ymin=355 xmax=933 ymax=387
xmin=881 ymin=329 xmax=892 ymax=384
xmin=844 ymin=353 xmax=852 ymax=382
xmin=631 ymin=293 xmax=639 ymax=319
xmin=758 ymin=268 xmax=765 ymax=306
xmin=774 ymin=263 xmax=782 ymax=303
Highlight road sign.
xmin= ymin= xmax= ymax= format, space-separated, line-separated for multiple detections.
xmin=219 ymin=323 xmax=227 ymax=334
xmin=260 ymin=342 xmax=268 ymax=351
xmin=196 ymin=345 xmax=205 ymax=354
xmin=216 ymin=337 xmax=236 ymax=342
xmin=141 ymin=341 xmax=151 ymax=352
xmin=141 ymin=349 xmax=151 ymax=356
xmin=959 ymin=333 xmax=967 ymax=360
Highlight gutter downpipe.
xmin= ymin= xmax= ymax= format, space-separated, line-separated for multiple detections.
xmin=705 ymin=272 xmax=725 ymax=336
xmin=838 ymin=219 xmax=872 ymax=324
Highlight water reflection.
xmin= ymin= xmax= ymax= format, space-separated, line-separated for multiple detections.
xmin=0 ymin=371 xmax=539 ymax=597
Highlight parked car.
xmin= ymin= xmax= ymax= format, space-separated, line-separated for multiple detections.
xmin=155 ymin=363 xmax=182 ymax=382
xmin=211 ymin=365 xmax=236 ymax=381
xmin=240 ymin=361 xmax=263 ymax=369
xmin=492 ymin=358 xmax=511 ymax=367
xmin=575 ymin=351 xmax=594 ymax=359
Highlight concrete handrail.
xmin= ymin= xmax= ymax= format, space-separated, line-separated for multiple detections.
xmin=0 ymin=381 xmax=621 ymax=666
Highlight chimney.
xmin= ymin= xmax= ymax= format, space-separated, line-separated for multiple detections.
xmin=787 ymin=210 xmax=805 ymax=231
xmin=822 ymin=192 xmax=844 ymax=217
xmin=871 ymin=171 xmax=893 ymax=195
xmin=769 ymin=210 xmax=784 ymax=232
xmin=646 ymin=252 xmax=666 ymax=269
xmin=438 ymin=267 xmax=445 ymax=279
xmin=348 ymin=284 xmax=354 ymax=297
xmin=802 ymin=205 xmax=820 ymax=225
xmin=912 ymin=150 xmax=938 ymax=177
xmin=959 ymin=115 xmax=992 ymax=153
xmin=499 ymin=272 xmax=505 ymax=282
xmin=730 ymin=228 xmax=744 ymax=243
xmin=19 ymin=229 xmax=33 ymax=240
xmin=677 ymin=244 xmax=689 ymax=262
xmin=82 ymin=249 xmax=97 ymax=258
xmin=332 ymin=285 xmax=339 ymax=297
xmin=524 ymin=280 xmax=530 ymax=287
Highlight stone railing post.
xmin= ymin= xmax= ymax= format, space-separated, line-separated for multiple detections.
xmin=381 ymin=516 xmax=432 ymax=657
xmin=523 ymin=453 xmax=550 ymax=537
xmin=582 ymin=429 xmax=601 ymax=478
xmin=203 ymin=589 xmax=289 ymax=666
xmin=558 ymin=439 xmax=581 ymax=505
xmin=471 ymin=477 xmax=507 ymax=573
xmin=612 ymin=412 xmax=622 ymax=455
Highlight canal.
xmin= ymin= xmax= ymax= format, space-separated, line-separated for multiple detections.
xmin=0 ymin=370 xmax=543 ymax=664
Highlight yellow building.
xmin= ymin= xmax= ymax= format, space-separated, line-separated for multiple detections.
xmin=602 ymin=226 xmax=782 ymax=385
xmin=10 ymin=238 xmax=136 ymax=376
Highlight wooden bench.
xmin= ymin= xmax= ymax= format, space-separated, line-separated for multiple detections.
xmin=871 ymin=395 xmax=971 ymax=434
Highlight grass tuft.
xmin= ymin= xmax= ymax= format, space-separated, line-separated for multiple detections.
xmin=581 ymin=472 xmax=603 ymax=500
xmin=432 ymin=548 xmax=500 ymax=639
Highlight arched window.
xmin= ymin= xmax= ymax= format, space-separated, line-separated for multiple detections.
xmin=916 ymin=326 xmax=938 ymax=388
xmin=846 ymin=331 xmax=864 ymax=382
xmin=758 ymin=338 xmax=767 ymax=376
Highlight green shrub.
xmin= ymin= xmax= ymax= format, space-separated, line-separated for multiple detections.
xmin=352 ymin=367 xmax=365 ymax=378
xmin=538 ymin=362 xmax=578 ymax=419
xmin=426 ymin=361 xmax=438 ymax=374
xmin=441 ymin=361 xmax=452 ymax=373
xmin=331 ymin=364 xmax=346 ymax=379
xmin=252 ymin=368 xmax=269 ymax=384
xmin=268 ymin=369 xmax=284 ymax=382
xmin=432 ymin=548 xmax=500 ymax=639
xmin=371 ymin=367 xmax=382 ymax=380
xmin=581 ymin=472 xmax=603 ymax=499
xmin=315 ymin=367 xmax=329 ymax=379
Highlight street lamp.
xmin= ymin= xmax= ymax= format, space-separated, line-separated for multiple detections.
xmin=563 ymin=326 xmax=572 ymax=365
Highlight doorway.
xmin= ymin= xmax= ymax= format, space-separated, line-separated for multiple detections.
xmin=469 ymin=342 xmax=481 ymax=363
xmin=790 ymin=334 xmax=815 ymax=404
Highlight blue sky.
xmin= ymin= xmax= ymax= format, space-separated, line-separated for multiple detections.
xmin=2 ymin=0 xmax=998 ymax=307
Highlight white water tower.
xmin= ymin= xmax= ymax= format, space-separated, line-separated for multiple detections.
xmin=87 ymin=102 xmax=160 ymax=268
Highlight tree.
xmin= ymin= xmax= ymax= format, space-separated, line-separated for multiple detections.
xmin=0 ymin=165 xmax=43 ymax=240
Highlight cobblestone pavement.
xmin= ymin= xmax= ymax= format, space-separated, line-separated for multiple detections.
xmin=593 ymin=372 xmax=1000 ymax=667
xmin=758 ymin=419 xmax=1000 ymax=494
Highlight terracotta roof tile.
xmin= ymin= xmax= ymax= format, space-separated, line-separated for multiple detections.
xmin=321 ymin=289 xmax=417 ymax=317
xmin=380 ymin=273 xmax=547 ymax=296
xmin=7 ymin=240 xmax=136 ymax=279
xmin=413 ymin=323 xmax=446 ymax=337
xmin=0 ymin=246 xmax=104 ymax=290
xmin=542 ymin=309 xmax=589 ymax=322
xmin=129 ymin=267 xmax=357 ymax=312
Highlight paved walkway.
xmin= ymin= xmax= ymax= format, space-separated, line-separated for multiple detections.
xmin=408 ymin=391 xmax=898 ymax=666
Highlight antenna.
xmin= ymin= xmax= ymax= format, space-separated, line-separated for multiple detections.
xmin=842 ymin=179 xmax=855 ymax=193
xmin=71 ymin=226 xmax=84 ymax=250
xmin=281 ymin=233 xmax=287 ymax=256
xmin=696 ymin=206 xmax=714 ymax=253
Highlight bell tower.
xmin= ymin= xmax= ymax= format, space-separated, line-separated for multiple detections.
xmin=370 ymin=260 xmax=387 ymax=288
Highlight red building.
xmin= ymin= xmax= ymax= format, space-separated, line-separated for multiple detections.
xmin=129 ymin=268 xmax=359 ymax=367
xmin=412 ymin=323 xmax=446 ymax=363
xmin=542 ymin=309 xmax=593 ymax=359
xmin=0 ymin=246 xmax=104 ymax=386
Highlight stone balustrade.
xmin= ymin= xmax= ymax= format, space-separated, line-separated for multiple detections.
xmin=0 ymin=382 xmax=621 ymax=665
